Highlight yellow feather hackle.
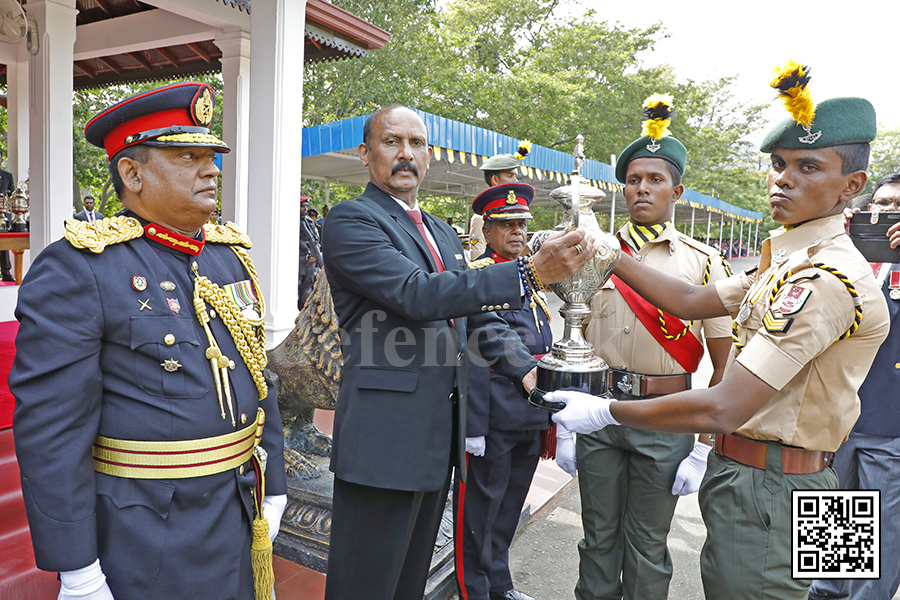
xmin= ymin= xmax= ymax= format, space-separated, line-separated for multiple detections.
xmin=770 ymin=60 xmax=815 ymax=127
xmin=643 ymin=93 xmax=674 ymax=111
xmin=514 ymin=139 xmax=532 ymax=160
xmin=641 ymin=93 xmax=674 ymax=140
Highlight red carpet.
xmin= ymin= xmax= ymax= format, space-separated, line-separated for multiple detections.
xmin=0 ymin=321 xmax=19 ymax=430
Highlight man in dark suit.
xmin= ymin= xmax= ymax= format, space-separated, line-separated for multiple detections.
xmin=73 ymin=195 xmax=100 ymax=222
xmin=321 ymin=105 xmax=595 ymax=600
xmin=0 ymin=152 xmax=15 ymax=281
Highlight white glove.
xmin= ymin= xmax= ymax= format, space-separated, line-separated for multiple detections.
xmin=671 ymin=441 xmax=712 ymax=496
xmin=465 ymin=436 xmax=486 ymax=457
xmin=262 ymin=494 xmax=288 ymax=542
xmin=58 ymin=559 xmax=114 ymax=600
xmin=555 ymin=425 xmax=577 ymax=477
xmin=549 ymin=390 xmax=619 ymax=434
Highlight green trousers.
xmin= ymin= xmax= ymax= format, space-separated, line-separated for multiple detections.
xmin=575 ymin=424 xmax=694 ymax=600
xmin=699 ymin=442 xmax=838 ymax=600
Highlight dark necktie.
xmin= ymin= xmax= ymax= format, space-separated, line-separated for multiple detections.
xmin=408 ymin=209 xmax=444 ymax=272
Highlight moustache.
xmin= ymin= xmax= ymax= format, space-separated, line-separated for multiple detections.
xmin=392 ymin=162 xmax=419 ymax=177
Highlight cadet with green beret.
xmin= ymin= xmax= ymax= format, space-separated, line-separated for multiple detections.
xmin=567 ymin=95 xmax=732 ymax=600
xmin=470 ymin=141 xmax=530 ymax=257
xmin=548 ymin=62 xmax=890 ymax=599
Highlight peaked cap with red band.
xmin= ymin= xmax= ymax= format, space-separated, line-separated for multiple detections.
xmin=472 ymin=182 xmax=534 ymax=220
xmin=85 ymin=82 xmax=230 ymax=161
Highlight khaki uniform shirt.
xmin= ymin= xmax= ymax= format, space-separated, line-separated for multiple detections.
xmin=585 ymin=223 xmax=732 ymax=375
xmin=715 ymin=214 xmax=889 ymax=451
xmin=469 ymin=214 xmax=487 ymax=258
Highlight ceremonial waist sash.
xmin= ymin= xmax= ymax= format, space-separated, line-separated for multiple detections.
xmin=611 ymin=243 xmax=704 ymax=372
xmin=93 ymin=408 xmax=265 ymax=479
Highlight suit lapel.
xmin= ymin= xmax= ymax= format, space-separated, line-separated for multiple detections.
xmin=367 ymin=184 xmax=439 ymax=271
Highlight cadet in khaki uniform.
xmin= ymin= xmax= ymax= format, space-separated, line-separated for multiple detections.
xmin=470 ymin=141 xmax=530 ymax=257
xmin=566 ymin=95 xmax=732 ymax=600
xmin=549 ymin=64 xmax=890 ymax=600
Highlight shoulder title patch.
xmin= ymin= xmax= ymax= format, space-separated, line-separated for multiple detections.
xmin=467 ymin=257 xmax=496 ymax=270
xmin=774 ymin=284 xmax=811 ymax=315
xmin=65 ymin=216 xmax=144 ymax=254
xmin=203 ymin=221 xmax=252 ymax=248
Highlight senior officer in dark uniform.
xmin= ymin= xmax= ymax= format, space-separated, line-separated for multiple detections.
xmin=321 ymin=105 xmax=596 ymax=600
xmin=454 ymin=183 xmax=551 ymax=600
xmin=470 ymin=142 xmax=530 ymax=257
xmin=10 ymin=82 xmax=287 ymax=600
xmin=548 ymin=64 xmax=891 ymax=599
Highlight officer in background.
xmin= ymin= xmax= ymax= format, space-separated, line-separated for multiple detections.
xmin=809 ymin=173 xmax=900 ymax=600
xmin=549 ymin=64 xmax=890 ymax=599
xmin=74 ymin=195 xmax=100 ymax=222
xmin=565 ymin=94 xmax=732 ymax=600
xmin=0 ymin=151 xmax=16 ymax=281
xmin=10 ymin=82 xmax=287 ymax=600
xmin=471 ymin=141 xmax=530 ymax=257
xmin=298 ymin=194 xmax=322 ymax=308
xmin=455 ymin=183 xmax=552 ymax=600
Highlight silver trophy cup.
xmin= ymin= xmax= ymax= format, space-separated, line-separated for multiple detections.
xmin=529 ymin=135 xmax=620 ymax=411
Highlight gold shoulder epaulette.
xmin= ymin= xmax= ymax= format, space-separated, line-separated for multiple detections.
xmin=203 ymin=221 xmax=252 ymax=248
xmin=65 ymin=216 xmax=144 ymax=254
xmin=467 ymin=257 xmax=496 ymax=269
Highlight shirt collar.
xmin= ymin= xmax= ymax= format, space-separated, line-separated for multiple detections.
xmin=127 ymin=212 xmax=205 ymax=256
xmin=760 ymin=213 xmax=844 ymax=273
xmin=392 ymin=196 xmax=419 ymax=212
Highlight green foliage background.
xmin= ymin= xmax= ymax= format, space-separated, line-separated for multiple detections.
xmin=301 ymin=0 xmax=772 ymax=240
xmin=0 ymin=0 xmax=894 ymax=237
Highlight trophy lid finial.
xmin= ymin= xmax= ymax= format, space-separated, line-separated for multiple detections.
xmin=573 ymin=134 xmax=585 ymax=175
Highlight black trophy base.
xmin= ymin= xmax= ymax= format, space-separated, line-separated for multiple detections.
xmin=529 ymin=360 xmax=609 ymax=412
xmin=11 ymin=222 xmax=27 ymax=232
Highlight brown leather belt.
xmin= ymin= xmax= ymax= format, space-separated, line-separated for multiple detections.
xmin=609 ymin=369 xmax=690 ymax=398
xmin=713 ymin=433 xmax=833 ymax=474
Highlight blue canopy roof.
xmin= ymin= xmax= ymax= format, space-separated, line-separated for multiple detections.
xmin=302 ymin=109 xmax=764 ymax=223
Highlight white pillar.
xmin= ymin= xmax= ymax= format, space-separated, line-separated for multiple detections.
xmin=745 ymin=221 xmax=752 ymax=258
xmin=739 ymin=220 xmax=745 ymax=257
xmin=729 ymin=218 xmax=735 ymax=259
xmin=6 ymin=60 xmax=30 ymax=182
xmin=214 ymin=28 xmax=251 ymax=229
xmin=246 ymin=0 xmax=306 ymax=347
xmin=718 ymin=213 xmax=724 ymax=251
xmin=754 ymin=221 xmax=760 ymax=257
xmin=26 ymin=0 xmax=77 ymax=254
xmin=705 ymin=211 xmax=711 ymax=245
xmin=690 ymin=207 xmax=695 ymax=239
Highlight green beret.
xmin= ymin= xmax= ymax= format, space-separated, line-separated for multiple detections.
xmin=480 ymin=153 xmax=520 ymax=171
xmin=760 ymin=97 xmax=876 ymax=153
xmin=615 ymin=136 xmax=686 ymax=184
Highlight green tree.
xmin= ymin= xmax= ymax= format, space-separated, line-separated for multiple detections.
xmin=303 ymin=0 xmax=769 ymax=236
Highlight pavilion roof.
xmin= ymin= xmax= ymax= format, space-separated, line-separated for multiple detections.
xmin=0 ymin=0 xmax=388 ymax=90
